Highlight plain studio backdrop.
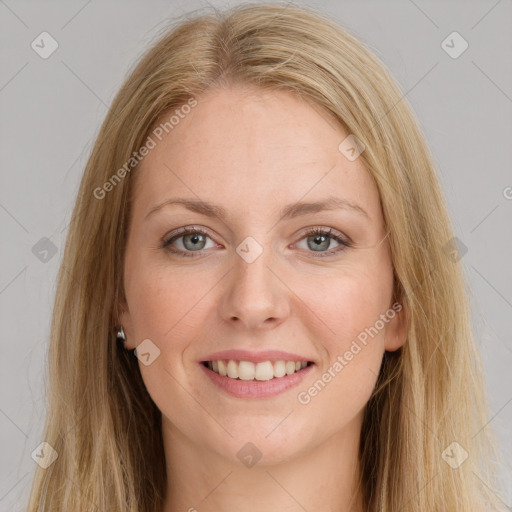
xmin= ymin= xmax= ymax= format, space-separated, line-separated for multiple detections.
xmin=0 ymin=0 xmax=511 ymax=509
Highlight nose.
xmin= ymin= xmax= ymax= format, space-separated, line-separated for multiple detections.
xmin=218 ymin=241 xmax=291 ymax=331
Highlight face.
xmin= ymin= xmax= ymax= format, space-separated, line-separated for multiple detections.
xmin=119 ymin=84 xmax=406 ymax=465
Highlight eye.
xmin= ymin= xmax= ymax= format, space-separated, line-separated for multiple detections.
xmin=294 ymin=227 xmax=351 ymax=257
xmin=161 ymin=226 xmax=351 ymax=258
xmin=161 ymin=226 xmax=217 ymax=258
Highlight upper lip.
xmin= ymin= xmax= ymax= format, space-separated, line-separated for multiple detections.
xmin=200 ymin=349 xmax=314 ymax=364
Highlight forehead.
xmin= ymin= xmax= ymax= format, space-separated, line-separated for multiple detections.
xmin=133 ymin=85 xmax=381 ymax=223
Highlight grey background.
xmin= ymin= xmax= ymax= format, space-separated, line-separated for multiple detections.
xmin=0 ymin=0 xmax=511 ymax=509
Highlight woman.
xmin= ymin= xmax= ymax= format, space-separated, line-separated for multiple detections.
xmin=27 ymin=3 xmax=507 ymax=511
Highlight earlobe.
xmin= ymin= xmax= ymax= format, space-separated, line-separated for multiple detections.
xmin=384 ymin=301 xmax=408 ymax=352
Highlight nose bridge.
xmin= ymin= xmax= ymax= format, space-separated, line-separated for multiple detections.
xmin=235 ymin=240 xmax=274 ymax=293
xmin=220 ymin=234 xmax=289 ymax=328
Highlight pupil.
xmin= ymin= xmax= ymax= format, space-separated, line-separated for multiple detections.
xmin=310 ymin=234 xmax=328 ymax=251
xmin=185 ymin=233 xmax=205 ymax=250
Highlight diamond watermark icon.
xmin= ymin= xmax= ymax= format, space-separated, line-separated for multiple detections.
xmin=134 ymin=338 xmax=161 ymax=366
xmin=442 ymin=441 xmax=469 ymax=469
xmin=441 ymin=31 xmax=468 ymax=59
xmin=31 ymin=441 xmax=58 ymax=469
xmin=442 ymin=236 xmax=467 ymax=262
xmin=236 ymin=442 xmax=262 ymax=468
xmin=236 ymin=236 xmax=263 ymax=263
xmin=32 ymin=237 xmax=58 ymax=263
xmin=31 ymin=32 xmax=59 ymax=59
xmin=338 ymin=134 xmax=365 ymax=161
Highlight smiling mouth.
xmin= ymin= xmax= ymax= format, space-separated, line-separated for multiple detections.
xmin=201 ymin=359 xmax=314 ymax=381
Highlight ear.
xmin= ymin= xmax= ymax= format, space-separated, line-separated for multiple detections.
xmin=384 ymin=299 xmax=407 ymax=352
xmin=116 ymin=296 xmax=135 ymax=350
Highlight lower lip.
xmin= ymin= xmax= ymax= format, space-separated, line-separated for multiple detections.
xmin=199 ymin=362 xmax=315 ymax=398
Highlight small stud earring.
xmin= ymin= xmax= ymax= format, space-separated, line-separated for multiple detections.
xmin=117 ymin=325 xmax=126 ymax=343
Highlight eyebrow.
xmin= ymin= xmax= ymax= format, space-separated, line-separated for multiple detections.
xmin=145 ymin=196 xmax=370 ymax=222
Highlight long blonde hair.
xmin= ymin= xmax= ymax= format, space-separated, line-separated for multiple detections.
xmin=27 ymin=3 xmax=507 ymax=510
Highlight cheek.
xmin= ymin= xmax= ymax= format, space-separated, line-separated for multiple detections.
xmin=298 ymin=265 xmax=391 ymax=348
xmin=295 ymin=344 xmax=382 ymax=444
xmin=125 ymin=255 xmax=221 ymax=355
xmin=294 ymin=267 xmax=391 ymax=405
xmin=125 ymin=263 xmax=211 ymax=396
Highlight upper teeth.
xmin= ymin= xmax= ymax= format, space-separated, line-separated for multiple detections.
xmin=207 ymin=360 xmax=308 ymax=380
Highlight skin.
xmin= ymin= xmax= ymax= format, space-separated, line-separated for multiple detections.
xmin=119 ymin=84 xmax=407 ymax=512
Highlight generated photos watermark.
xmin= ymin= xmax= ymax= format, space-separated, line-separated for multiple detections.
xmin=93 ymin=97 xmax=198 ymax=200
xmin=297 ymin=301 xmax=403 ymax=405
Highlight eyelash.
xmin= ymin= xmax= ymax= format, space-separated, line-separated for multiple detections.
xmin=161 ymin=226 xmax=352 ymax=259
